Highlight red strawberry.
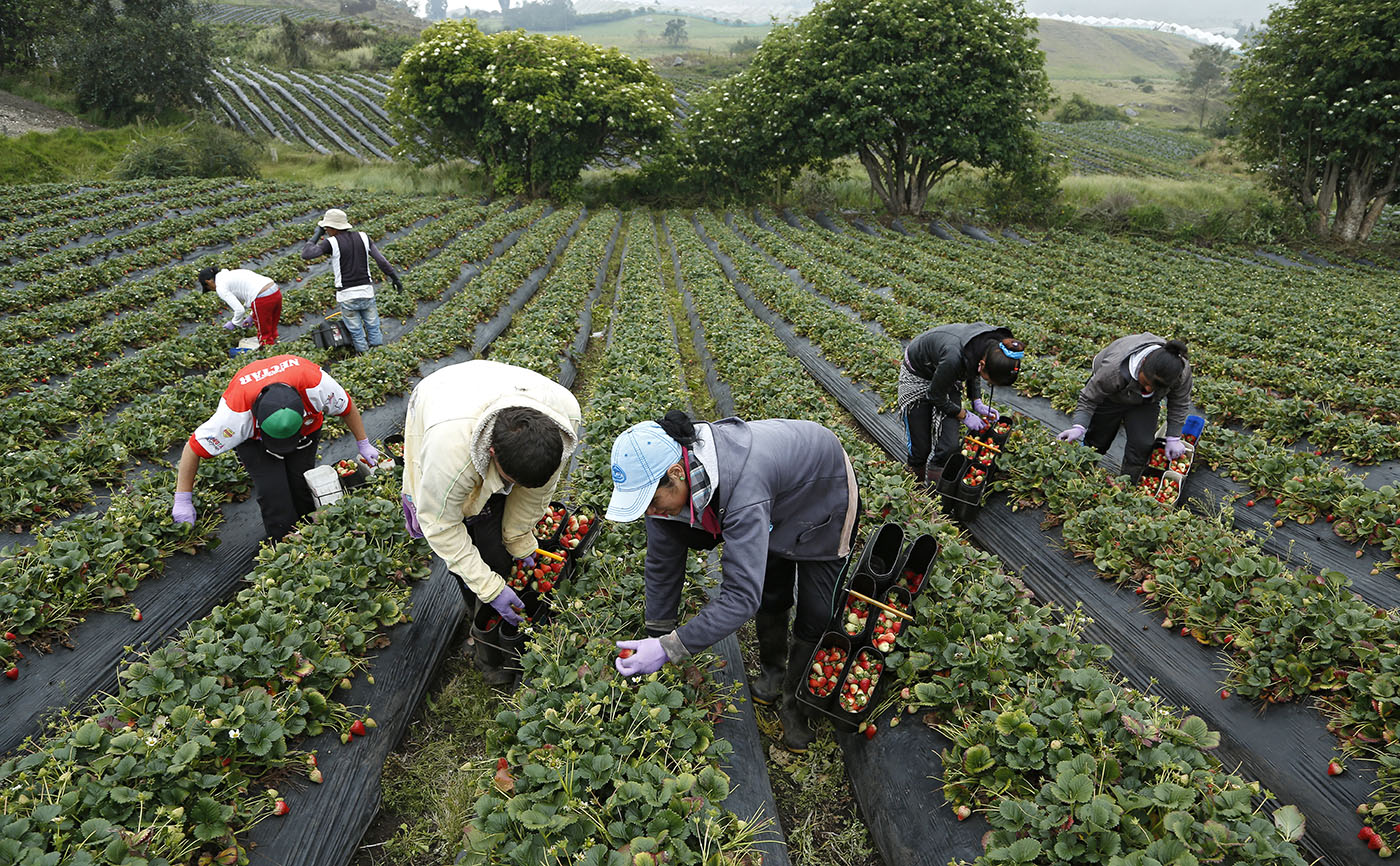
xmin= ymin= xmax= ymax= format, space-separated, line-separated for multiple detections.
xmin=1362 ymin=827 xmax=1377 ymax=840
xmin=864 ymin=723 xmax=877 ymax=740
xmin=619 ymin=649 xmax=633 ymax=659
xmin=496 ymin=757 xmax=508 ymax=770
xmin=220 ymin=757 xmax=232 ymax=767
xmin=954 ymin=805 xmax=971 ymax=821
xmin=1372 ymin=835 xmax=1385 ymax=852
xmin=350 ymin=720 xmax=368 ymax=737
xmin=1328 ymin=759 xmax=1344 ymax=776
xmin=4 ymin=666 xmax=17 ymax=680
xmin=273 ymin=799 xmax=290 ymax=816
xmin=1219 ymin=689 xmax=1230 ymax=699
xmin=3 ymin=632 xmax=15 ymax=641
xmin=1274 ymin=498 xmax=1283 ymax=506
xmin=1245 ymin=500 xmax=1255 ymax=507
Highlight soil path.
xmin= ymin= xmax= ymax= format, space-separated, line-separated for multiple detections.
xmin=0 ymin=89 xmax=96 ymax=136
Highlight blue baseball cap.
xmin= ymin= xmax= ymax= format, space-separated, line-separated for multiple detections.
xmin=606 ymin=421 xmax=682 ymax=522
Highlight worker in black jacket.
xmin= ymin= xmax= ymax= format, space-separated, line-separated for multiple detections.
xmin=897 ymin=322 xmax=1025 ymax=486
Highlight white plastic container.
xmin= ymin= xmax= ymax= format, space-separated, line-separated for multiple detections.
xmin=304 ymin=464 xmax=344 ymax=508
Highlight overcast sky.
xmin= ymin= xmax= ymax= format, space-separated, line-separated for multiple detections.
xmin=439 ymin=0 xmax=1280 ymax=29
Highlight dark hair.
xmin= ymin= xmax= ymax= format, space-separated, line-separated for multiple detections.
xmin=982 ymin=337 xmax=1026 ymax=386
xmin=492 ymin=406 xmax=563 ymax=488
xmin=1141 ymin=340 xmax=1188 ymax=391
xmin=654 ymin=410 xmax=696 ymax=489
xmin=196 ymin=266 xmax=217 ymax=289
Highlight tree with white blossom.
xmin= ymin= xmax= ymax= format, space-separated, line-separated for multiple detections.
xmin=389 ymin=20 xmax=675 ymax=196
xmin=1231 ymin=0 xmax=1399 ymax=244
xmin=685 ymin=0 xmax=1050 ymax=215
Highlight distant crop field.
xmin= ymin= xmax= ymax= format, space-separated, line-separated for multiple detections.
xmin=546 ymin=13 xmax=770 ymax=57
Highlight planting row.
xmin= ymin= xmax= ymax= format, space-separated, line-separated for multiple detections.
xmin=664 ymin=211 xmax=1310 ymax=864
xmin=738 ymin=211 xmax=1400 ymax=569
xmin=0 ymin=198 xmax=571 ymax=639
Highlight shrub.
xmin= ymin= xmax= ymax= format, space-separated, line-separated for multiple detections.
xmin=188 ymin=123 xmax=260 ymax=179
xmin=113 ymin=134 xmax=191 ymax=179
xmin=1053 ymin=93 xmax=1124 ymax=123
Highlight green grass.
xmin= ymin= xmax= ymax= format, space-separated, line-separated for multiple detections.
xmin=256 ymin=147 xmax=489 ymax=196
xmin=352 ymin=653 xmax=501 ymax=866
xmin=0 ymin=126 xmax=148 ymax=185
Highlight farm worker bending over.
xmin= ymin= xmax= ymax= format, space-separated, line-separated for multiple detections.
xmin=897 ymin=323 xmax=1025 ymax=486
xmin=171 ymin=354 xmax=377 ymax=542
xmin=400 ymin=360 xmax=581 ymax=686
xmin=606 ymin=411 xmax=859 ymax=754
xmin=301 ymin=208 xmax=403 ymax=353
xmin=1056 ymin=335 xmax=1194 ymax=481
xmin=197 ymin=266 xmax=281 ymax=346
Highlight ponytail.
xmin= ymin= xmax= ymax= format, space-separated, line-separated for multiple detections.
xmin=656 ymin=409 xmax=698 ymax=446
xmin=1142 ymin=340 xmax=1188 ymax=391
xmin=982 ymin=336 xmax=1026 ymax=386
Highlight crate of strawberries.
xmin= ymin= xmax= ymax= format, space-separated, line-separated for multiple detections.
xmin=504 ymin=502 xmax=603 ymax=623
xmin=1137 ymin=415 xmax=1205 ymax=507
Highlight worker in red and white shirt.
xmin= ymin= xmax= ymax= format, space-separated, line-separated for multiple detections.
xmin=198 ymin=266 xmax=282 ymax=347
xmin=171 ymin=354 xmax=378 ymax=542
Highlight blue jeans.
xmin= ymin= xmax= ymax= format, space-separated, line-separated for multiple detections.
xmin=339 ymin=296 xmax=381 ymax=352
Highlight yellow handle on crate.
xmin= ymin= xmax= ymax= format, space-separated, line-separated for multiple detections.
xmin=533 ymin=548 xmax=565 ymax=563
xmin=847 ymin=589 xmax=915 ymax=622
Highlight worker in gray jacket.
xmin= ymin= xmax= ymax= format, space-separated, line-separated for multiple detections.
xmin=1056 ymin=334 xmax=1194 ymax=480
xmin=606 ymin=412 xmax=859 ymax=753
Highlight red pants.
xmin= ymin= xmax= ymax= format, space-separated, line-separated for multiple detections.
xmin=251 ymin=290 xmax=282 ymax=346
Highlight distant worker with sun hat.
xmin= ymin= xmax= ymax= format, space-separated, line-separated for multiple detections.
xmin=301 ymin=207 xmax=403 ymax=353
xmin=605 ymin=411 xmax=859 ymax=753
xmin=171 ymin=354 xmax=377 ymax=543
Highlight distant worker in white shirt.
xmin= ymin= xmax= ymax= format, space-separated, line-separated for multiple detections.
xmin=198 ymin=266 xmax=281 ymax=346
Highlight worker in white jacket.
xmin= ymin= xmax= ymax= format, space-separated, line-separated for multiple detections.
xmin=401 ymin=360 xmax=581 ymax=683
xmin=198 ymin=266 xmax=281 ymax=346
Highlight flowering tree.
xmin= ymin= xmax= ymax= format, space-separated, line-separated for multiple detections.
xmin=686 ymin=0 xmax=1050 ymax=215
xmin=388 ymin=20 xmax=674 ymax=196
xmin=1232 ymin=0 xmax=1399 ymax=244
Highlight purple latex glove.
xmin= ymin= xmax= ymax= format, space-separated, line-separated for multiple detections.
xmin=615 ymin=638 xmax=669 ymax=677
xmin=1164 ymin=436 xmax=1187 ymax=460
xmin=971 ymin=399 xmax=998 ymax=421
xmin=401 ymin=493 xmax=423 ymax=538
xmin=961 ymin=411 xmax=986 ymax=433
xmin=238 ymin=315 xmax=253 ymax=328
xmin=1057 ymin=424 xmax=1086 ymax=443
xmin=222 ymin=321 xmax=240 ymax=331
xmin=489 ymin=586 xmax=526 ymax=626
xmin=172 ymin=491 xmax=196 ymax=525
xmin=356 ymin=438 xmax=379 ymax=464
xmin=518 ymin=553 xmax=537 ymax=571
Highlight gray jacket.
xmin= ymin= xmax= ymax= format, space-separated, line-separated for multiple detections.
xmin=1070 ymin=333 xmax=1194 ymax=437
xmin=644 ymin=418 xmax=858 ymax=659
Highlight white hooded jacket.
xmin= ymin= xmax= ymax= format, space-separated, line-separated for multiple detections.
xmin=402 ymin=361 xmax=581 ymax=602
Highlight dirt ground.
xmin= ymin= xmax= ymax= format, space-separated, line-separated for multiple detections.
xmin=0 ymin=89 xmax=95 ymax=137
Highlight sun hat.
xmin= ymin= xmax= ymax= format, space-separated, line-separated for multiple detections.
xmin=317 ymin=208 xmax=352 ymax=230
xmin=606 ymin=421 xmax=682 ymax=522
xmin=253 ymin=383 xmax=306 ymax=454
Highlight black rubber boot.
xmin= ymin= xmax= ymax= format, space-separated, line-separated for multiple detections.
xmin=779 ymin=638 xmax=819 ymax=754
xmin=749 ymin=610 xmax=789 ymax=707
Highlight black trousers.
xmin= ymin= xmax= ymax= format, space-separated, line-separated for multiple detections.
xmin=235 ymin=431 xmax=321 ymax=542
xmin=759 ymin=555 xmax=845 ymax=643
xmin=1083 ymin=400 xmax=1163 ymax=480
xmin=905 ymin=388 xmax=961 ymax=475
xmin=454 ymin=492 xmax=514 ymax=612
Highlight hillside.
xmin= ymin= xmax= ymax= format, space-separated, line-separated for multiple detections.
xmin=1035 ymin=17 xmax=1198 ymax=81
